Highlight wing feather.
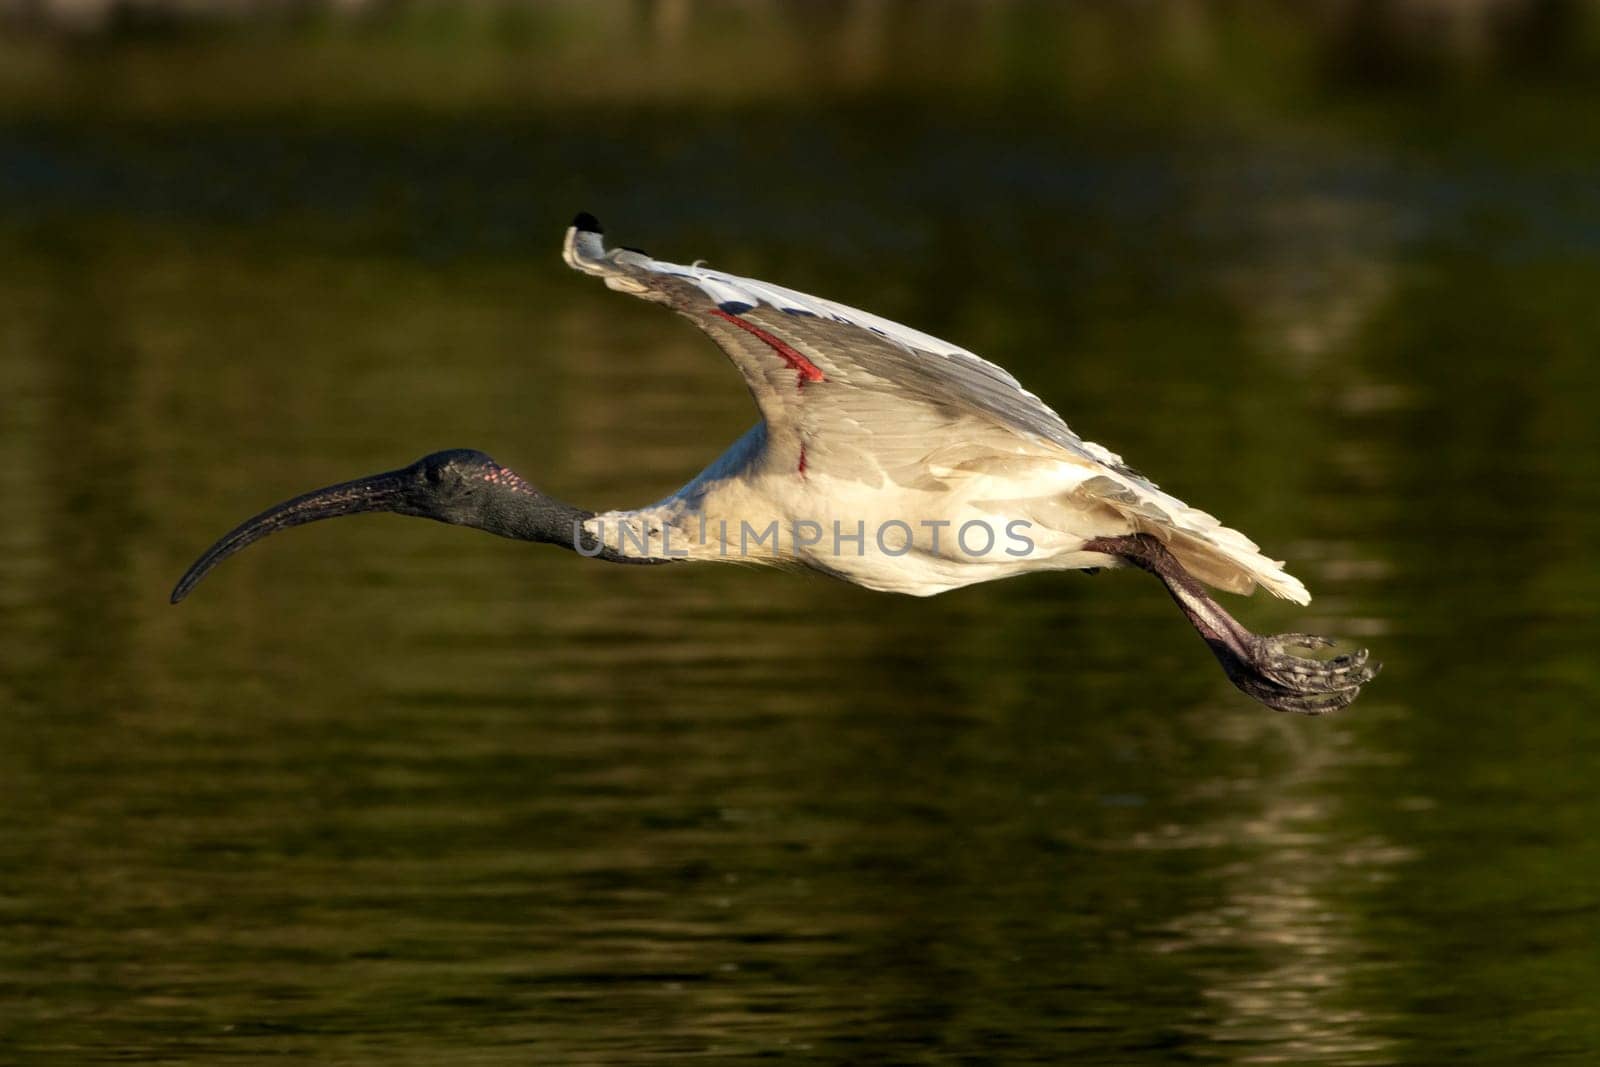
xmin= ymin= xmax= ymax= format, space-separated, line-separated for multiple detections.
xmin=563 ymin=221 xmax=1148 ymax=473
xmin=562 ymin=217 xmax=1309 ymax=603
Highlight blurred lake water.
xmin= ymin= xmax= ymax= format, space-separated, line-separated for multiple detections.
xmin=2 ymin=3 xmax=1600 ymax=1063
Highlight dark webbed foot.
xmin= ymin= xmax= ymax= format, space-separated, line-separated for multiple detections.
xmin=1215 ymin=633 xmax=1380 ymax=715
xmin=1085 ymin=533 xmax=1381 ymax=715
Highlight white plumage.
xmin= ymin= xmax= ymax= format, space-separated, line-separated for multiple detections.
xmin=564 ymin=220 xmax=1309 ymax=604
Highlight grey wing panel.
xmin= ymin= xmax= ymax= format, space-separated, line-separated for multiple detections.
xmin=562 ymin=219 xmax=1154 ymax=486
xmin=735 ymin=307 xmax=1159 ymax=486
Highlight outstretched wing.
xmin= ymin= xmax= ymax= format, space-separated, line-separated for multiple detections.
xmin=562 ymin=213 xmax=1140 ymax=482
xmin=561 ymin=214 xmax=1308 ymax=603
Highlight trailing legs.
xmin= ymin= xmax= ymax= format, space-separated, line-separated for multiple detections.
xmin=1084 ymin=534 xmax=1379 ymax=714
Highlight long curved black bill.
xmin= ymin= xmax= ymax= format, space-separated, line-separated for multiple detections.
xmin=170 ymin=470 xmax=410 ymax=604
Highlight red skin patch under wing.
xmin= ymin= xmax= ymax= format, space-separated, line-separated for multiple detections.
xmin=709 ymin=308 xmax=826 ymax=387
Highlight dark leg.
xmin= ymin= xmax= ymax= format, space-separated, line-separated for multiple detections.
xmin=1084 ymin=534 xmax=1379 ymax=714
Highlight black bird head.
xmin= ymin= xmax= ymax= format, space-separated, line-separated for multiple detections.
xmin=170 ymin=449 xmax=593 ymax=604
xmin=395 ymin=448 xmax=547 ymax=530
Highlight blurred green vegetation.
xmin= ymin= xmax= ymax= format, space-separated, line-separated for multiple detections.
xmin=0 ymin=0 xmax=1598 ymax=135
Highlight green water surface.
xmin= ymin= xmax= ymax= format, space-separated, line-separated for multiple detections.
xmin=2 ymin=5 xmax=1600 ymax=1063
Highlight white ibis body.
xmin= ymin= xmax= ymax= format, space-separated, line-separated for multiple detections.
xmin=173 ymin=214 xmax=1378 ymax=713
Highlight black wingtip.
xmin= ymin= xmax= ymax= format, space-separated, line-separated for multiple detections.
xmin=572 ymin=212 xmax=603 ymax=235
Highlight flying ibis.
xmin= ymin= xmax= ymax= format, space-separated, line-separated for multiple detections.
xmin=172 ymin=213 xmax=1379 ymax=713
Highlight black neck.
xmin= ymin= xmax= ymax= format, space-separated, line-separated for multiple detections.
xmin=477 ymin=491 xmax=666 ymax=566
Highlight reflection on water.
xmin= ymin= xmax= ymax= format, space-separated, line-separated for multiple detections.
xmin=1150 ymin=719 xmax=1410 ymax=1064
xmin=3 ymin=4 xmax=1600 ymax=1063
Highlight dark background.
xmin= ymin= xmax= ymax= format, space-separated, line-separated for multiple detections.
xmin=2 ymin=2 xmax=1599 ymax=1062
